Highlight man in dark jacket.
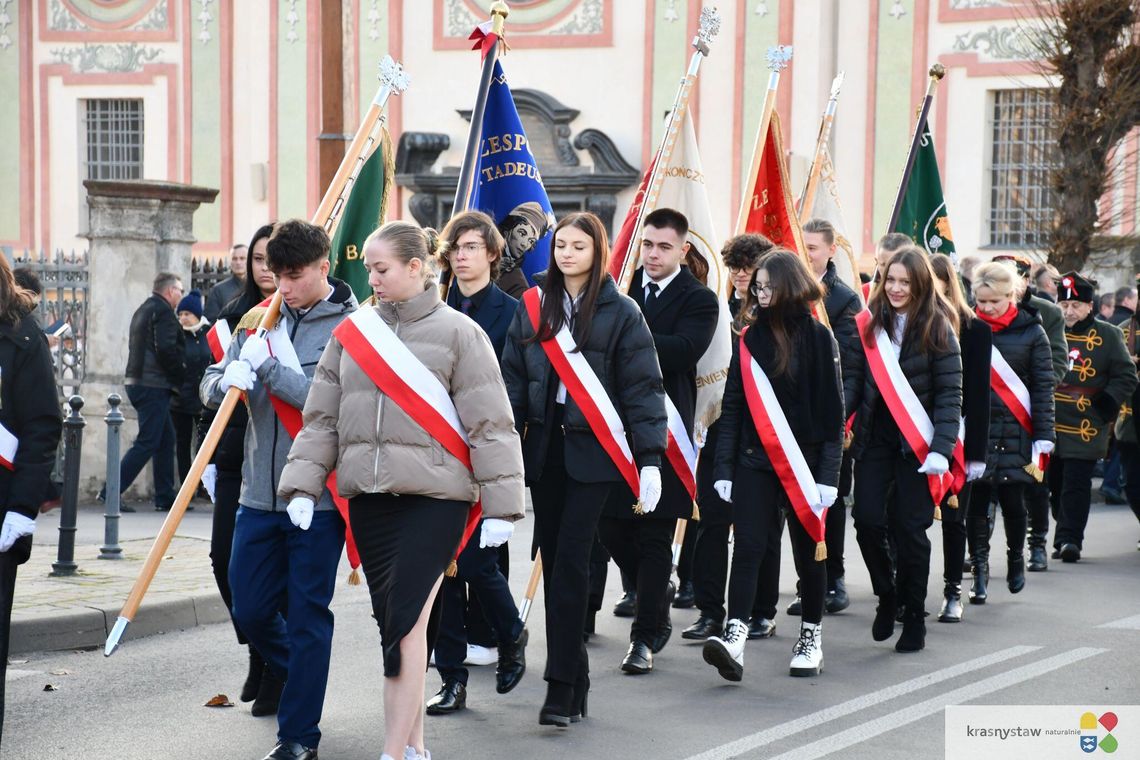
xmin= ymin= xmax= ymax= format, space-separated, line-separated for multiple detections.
xmin=599 ymin=208 xmax=720 ymax=674
xmin=1110 ymin=285 xmax=1136 ymax=326
xmin=204 ymin=243 xmax=248 ymax=321
xmin=111 ymin=272 xmax=186 ymax=512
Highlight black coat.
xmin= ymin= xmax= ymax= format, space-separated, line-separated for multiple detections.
xmin=0 ymin=314 xmax=63 ymax=564
xmin=982 ymin=309 xmax=1056 ymax=483
xmin=171 ymin=321 xmax=213 ymax=415
xmin=446 ymin=281 xmax=518 ymax=361
xmin=501 ymin=274 xmax=667 ymax=486
xmin=959 ymin=318 xmax=993 ymax=463
xmin=848 ymin=320 xmax=964 ymax=461
xmin=605 ymin=267 xmax=719 ymax=520
xmin=821 ymin=259 xmax=863 ymax=413
xmin=201 ymin=307 xmax=249 ymax=474
xmin=125 ymin=293 xmax=185 ymax=391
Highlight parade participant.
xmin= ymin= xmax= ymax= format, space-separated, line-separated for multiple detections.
xmin=992 ymin=254 xmax=1067 ymax=571
xmin=171 ymin=290 xmax=211 ymax=492
xmin=277 ymin=220 xmax=524 ymax=760
xmin=0 ymin=255 xmax=62 ymax=746
xmin=961 ymin=262 xmax=1054 ymax=605
xmin=683 ymin=233 xmax=776 ymax=642
xmin=596 ymin=208 xmax=718 ymax=674
xmin=701 ymin=250 xmax=843 ymax=681
xmin=1033 ymin=264 xmax=1060 ymax=302
xmin=501 ymin=211 xmax=666 ymax=727
xmin=847 ymin=246 xmax=963 ymax=653
xmin=1050 ymin=272 xmax=1137 ymax=562
xmin=426 ymin=210 xmax=527 ymax=716
xmin=866 ymin=232 xmax=912 ymax=299
xmin=205 ymin=243 xmax=249 ymax=321
xmin=929 ymin=254 xmax=991 ymax=619
xmin=1113 ymin=278 xmax=1140 ymax=549
xmin=201 ymin=219 xmax=359 ymax=760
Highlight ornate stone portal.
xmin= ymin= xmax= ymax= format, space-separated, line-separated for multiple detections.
xmin=396 ymin=89 xmax=639 ymax=236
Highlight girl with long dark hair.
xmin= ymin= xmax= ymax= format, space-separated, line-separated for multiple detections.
xmin=702 ymin=250 xmax=844 ymax=680
xmin=501 ymin=211 xmax=666 ymax=727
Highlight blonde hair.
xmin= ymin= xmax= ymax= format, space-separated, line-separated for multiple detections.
xmin=973 ymin=260 xmax=1023 ymax=301
xmin=363 ymin=221 xmax=440 ymax=283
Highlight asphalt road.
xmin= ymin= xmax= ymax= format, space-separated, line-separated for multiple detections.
xmin=6 ymin=500 xmax=1139 ymax=760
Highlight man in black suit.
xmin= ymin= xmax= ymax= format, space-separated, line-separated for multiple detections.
xmin=428 ymin=211 xmax=526 ymax=716
xmin=599 ymin=208 xmax=720 ymax=674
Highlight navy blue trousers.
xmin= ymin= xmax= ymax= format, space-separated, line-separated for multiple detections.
xmin=229 ymin=507 xmax=344 ymax=748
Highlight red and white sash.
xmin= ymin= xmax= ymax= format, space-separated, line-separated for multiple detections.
xmin=0 ymin=421 xmax=16 ymax=471
xmin=522 ymin=287 xmax=641 ymax=495
xmin=664 ymin=396 xmax=697 ymax=501
xmin=855 ymin=311 xmax=966 ymax=507
xmin=333 ymin=307 xmax=483 ymax=560
xmin=206 ymin=319 xmax=233 ymax=363
xmin=738 ymin=332 xmax=827 ymax=553
xmin=990 ymin=343 xmax=1049 ymax=471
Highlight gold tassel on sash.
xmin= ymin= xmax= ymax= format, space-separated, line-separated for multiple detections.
xmin=934 ymin=504 xmax=943 ymax=521
xmin=445 ymin=560 xmax=458 ymax=578
xmin=947 ymin=495 xmax=958 ymax=509
xmin=347 ymin=567 xmax=362 ymax=586
xmin=1023 ymin=462 xmax=1046 ymax=483
xmin=814 ymin=541 xmax=827 ymax=561
xmin=691 ymin=501 xmax=701 ymax=521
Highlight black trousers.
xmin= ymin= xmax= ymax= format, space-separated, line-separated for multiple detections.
xmin=171 ymin=409 xmax=199 ymax=486
xmin=827 ymin=451 xmax=853 ymax=584
xmin=968 ymin=480 xmax=1027 ymax=557
xmin=853 ymin=443 xmax=934 ymax=614
xmin=1025 ymin=478 xmax=1052 ymax=548
xmin=727 ymin=467 xmax=825 ymax=625
xmin=530 ymin=428 xmax=612 ymax=685
xmin=1049 ymin=457 xmax=1098 ymax=550
xmin=1115 ymin=442 xmax=1140 ymax=525
xmin=463 ymin=544 xmax=511 ymax=649
xmin=939 ymin=481 xmax=969 ymax=588
xmin=587 ymin=535 xmax=610 ymax=614
xmin=598 ymin=516 xmax=673 ymax=644
xmin=0 ymin=550 xmax=19 ymax=750
xmin=676 ymin=519 xmax=697 ymax=586
xmin=210 ymin=468 xmax=248 ymax=644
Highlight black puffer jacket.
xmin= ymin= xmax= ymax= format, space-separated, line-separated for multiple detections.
xmin=848 ymin=318 xmax=963 ymax=461
xmin=125 ymin=293 xmax=185 ymax=390
xmin=501 ymin=274 xmax=667 ymax=485
xmin=171 ymin=319 xmax=213 ymax=415
xmin=822 ymin=259 xmax=863 ymax=412
xmin=982 ymin=308 xmax=1056 ymax=483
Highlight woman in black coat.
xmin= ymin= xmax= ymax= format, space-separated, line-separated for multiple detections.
xmin=171 ymin=290 xmax=212 ymax=489
xmin=929 ymin=253 xmax=992 ymax=623
xmin=966 ymin=262 xmax=1055 ymax=603
xmin=501 ymin=211 xmax=667 ymax=728
xmin=0 ymin=256 xmax=62 ymax=736
xmin=847 ymin=246 xmax=963 ymax=653
xmin=702 ymin=250 xmax=844 ymax=682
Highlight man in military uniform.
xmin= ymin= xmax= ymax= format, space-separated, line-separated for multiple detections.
xmin=1112 ymin=273 xmax=1140 ymax=551
xmin=1050 ymin=272 xmax=1138 ymax=562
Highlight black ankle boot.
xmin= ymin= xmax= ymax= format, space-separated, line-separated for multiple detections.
xmin=895 ymin=612 xmax=926 ymax=653
xmin=968 ymin=516 xmax=990 ymax=604
xmin=872 ymin=594 xmax=897 ymax=641
xmin=938 ymin=584 xmax=963 ymax=623
xmin=1007 ymin=552 xmax=1026 ymax=594
xmin=251 ymin=665 xmax=284 ymax=717
xmin=539 ymin=680 xmax=574 ymax=728
xmin=570 ymin=673 xmax=590 ymax=723
xmin=241 ymin=646 xmax=265 ymax=703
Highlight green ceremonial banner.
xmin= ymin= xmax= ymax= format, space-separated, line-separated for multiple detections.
xmin=893 ymin=123 xmax=955 ymax=258
xmin=329 ymin=128 xmax=394 ymax=302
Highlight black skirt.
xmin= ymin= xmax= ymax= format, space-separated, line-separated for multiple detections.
xmin=348 ymin=492 xmax=468 ymax=677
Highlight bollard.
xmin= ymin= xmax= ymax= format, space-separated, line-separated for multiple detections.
xmin=99 ymin=394 xmax=124 ymax=560
xmin=51 ymin=395 xmax=85 ymax=577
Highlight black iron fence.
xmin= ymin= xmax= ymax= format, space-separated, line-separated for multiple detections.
xmin=191 ymin=255 xmax=232 ymax=296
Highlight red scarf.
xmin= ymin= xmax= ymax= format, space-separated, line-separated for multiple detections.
xmin=976 ymin=303 xmax=1018 ymax=333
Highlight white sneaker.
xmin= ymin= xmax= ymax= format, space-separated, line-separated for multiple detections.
xmin=789 ymin=622 xmax=823 ymax=676
xmin=702 ymin=618 xmax=747 ymax=681
xmin=464 ymin=644 xmax=498 ymax=666
xmin=403 ymin=748 xmax=431 ymax=760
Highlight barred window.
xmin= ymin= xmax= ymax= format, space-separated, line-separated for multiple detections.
xmin=83 ymin=99 xmax=144 ymax=180
xmin=988 ymin=89 xmax=1056 ymax=248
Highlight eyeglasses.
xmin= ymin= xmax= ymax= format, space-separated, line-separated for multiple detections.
xmin=751 ymin=283 xmax=773 ymax=296
xmin=453 ymin=242 xmax=487 ymax=256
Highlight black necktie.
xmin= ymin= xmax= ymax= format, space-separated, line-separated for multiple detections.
xmin=460 ymin=297 xmax=473 ymax=315
xmin=646 ymin=282 xmax=660 ymax=312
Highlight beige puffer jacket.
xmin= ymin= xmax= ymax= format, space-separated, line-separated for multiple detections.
xmin=277 ymin=284 xmax=525 ymax=520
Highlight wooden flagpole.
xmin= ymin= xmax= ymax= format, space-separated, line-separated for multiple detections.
xmin=734 ymin=46 xmax=793 ymax=235
xmin=104 ymin=57 xmax=410 ymax=657
xmin=518 ymin=550 xmax=543 ymax=625
xmin=798 ymin=71 xmax=846 ymax=223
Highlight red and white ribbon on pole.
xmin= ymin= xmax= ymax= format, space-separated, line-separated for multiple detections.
xmin=738 ymin=332 xmax=827 ymax=558
xmin=990 ymin=343 xmax=1049 ymax=472
xmin=522 ymin=288 xmax=641 ymax=496
xmin=206 ymin=320 xmax=233 ymax=363
xmin=855 ymin=311 xmax=965 ymax=507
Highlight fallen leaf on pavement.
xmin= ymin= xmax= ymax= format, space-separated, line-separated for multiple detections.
xmin=43 ymin=684 xmax=57 ymax=691
xmin=49 ymin=669 xmax=71 ymax=676
xmin=204 ymin=694 xmax=234 ymax=707
xmin=9 ymin=659 xmax=27 ymax=665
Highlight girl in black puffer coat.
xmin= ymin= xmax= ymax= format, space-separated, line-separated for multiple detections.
xmin=966 ymin=262 xmax=1055 ymax=604
xmin=846 ymin=246 xmax=963 ymax=654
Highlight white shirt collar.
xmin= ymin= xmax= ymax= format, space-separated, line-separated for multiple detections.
xmin=642 ymin=266 xmax=682 ymax=296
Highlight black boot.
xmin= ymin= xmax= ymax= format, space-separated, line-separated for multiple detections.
xmin=895 ymin=611 xmax=926 ymax=653
xmin=968 ymin=516 xmax=990 ymax=605
xmin=539 ymin=680 xmax=574 ymax=728
xmin=570 ymin=672 xmax=590 ymax=723
xmin=251 ymin=665 xmax=284 ymax=717
xmin=825 ymin=576 xmax=850 ymax=614
xmin=1007 ymin=552 xmax=1026 ymax=594
xmin=672 ymin=580 xmax=695 ymax=609
xmin=241 ymin=646 xmax=265 ymax=703
xmin=938 ymin=584 xmax=963 ymax=623
xmin=872 ymin=593 xmax=897 ymax=641
xmin=650 ymin=581 xmax=675 ymax=654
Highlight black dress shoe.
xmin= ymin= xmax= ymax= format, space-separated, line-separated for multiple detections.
xmin=251 ymin=665 xmax=284 ymax=717
xmin=872 ymin=597 xmax=897 ymax=641
xmin=262 ymin=740 xmax=317 ymax=760
xmin=650 ymin=582 xmax=675 ymax=654
xmin=1060 ymin=543 xmax=1081 ymax=562
xmin=620 ymin=640 xmax=653 ymax=674
xmin=1027 ymin=545 xmax=1048 ymax=572
xmin=496 ymin=628 xmax=527 ymax=694
xmin=895 ymin=613 xmax=926 ymax=653
xmin=613 ymin=591 xmax=637 ymax=617
xmin=1051 ymin=547 xmax=1062 ymax=559
xmin=119 ymin=504 xmax=136 ymax=513
xmin=825 ymin=577 xmax=850 ymax=614
xmin=748 ymin=617 xmax=776 ymax=639
xmin=672 ymin=581 xmax=696 ymax=609
xmin=426 ymin=678 xmax=467 ymax=715
xmin=681 ymin=616 xmax=723 ymax=640
xmin=786 ymin=596 xmax=802 ymax=616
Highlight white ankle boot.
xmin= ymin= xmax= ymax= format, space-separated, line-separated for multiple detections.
xmin=702 ymin=618 xmax=747 ymax=681
xmin=789 ymin=622 xmax=823 ymax=676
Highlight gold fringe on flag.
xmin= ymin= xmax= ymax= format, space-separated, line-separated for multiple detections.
xmin=814 ymin=541 xmax=827 ymax=562
xmin=347 ymin=567 xmax=362 ymax=586
xmin=1023 ymin=462 xmax=1045 ymax=483
xmin=445 ymin=560 xmax=458 ymax=578
xmin=235 ymin=306 xmax=268 ymax=333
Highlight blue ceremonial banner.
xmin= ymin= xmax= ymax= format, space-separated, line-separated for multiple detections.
xmin=466 ymin=60 xmax=555 ymax=286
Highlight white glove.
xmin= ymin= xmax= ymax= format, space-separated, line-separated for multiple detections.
xmin=966 ymin=461 xmax=987 ymax=482
xmin=201 ymin=464 xmax=218 ymax=503
xmin=286 ymin=496 xmax=314 ymax=531
xmin=239 ymin=334 xmax=271 ymax=370
xmin=219 ymin=360 xmax=256 ymax=392
xmin=816 ymin=484 xmax=839 ymax=508
xmin=479 ymin=518 xmax=514 ymax=548
xmin=638 ymin=466 xmax=662 ymax=514
xmin=0 ymin=512 xmax=35 ymax=552
xmin=917 ymin=452 xmax=950 ymax=475
xmin=714 ymin=480 xmax=733 ymax=503
xmin=1032 ymin=440 xmax=1055 ymax=459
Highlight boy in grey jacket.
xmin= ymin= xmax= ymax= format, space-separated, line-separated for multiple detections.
xmin=200 ymin=219 xmax=357 ymax=760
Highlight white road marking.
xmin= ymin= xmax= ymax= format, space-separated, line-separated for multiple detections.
xmin=1097 ymin=613 xmax=1140 ymax=630
xmin=682 ymin=645 xmax=1041 ymax=760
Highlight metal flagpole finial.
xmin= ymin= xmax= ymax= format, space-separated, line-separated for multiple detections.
xmin=767 ymin=45 xmax=793 ymax=72
xmin=929 ymin=62 xmax=946 ymax=80
xmin=377 ymin=55 xmax=410 ymax=94
xmin=693 ymin=6 xmax=722 ymax=54
xmin=490 ymin=1 xmax=510 ymax=35
xmin=829 ymin=70 xmax=846 ymax=99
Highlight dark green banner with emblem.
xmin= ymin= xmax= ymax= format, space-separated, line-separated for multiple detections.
xmin=329 ymin=127 xmax=394 ymax=303
xmin=893 ymin=123 xmax=955 ymax=258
